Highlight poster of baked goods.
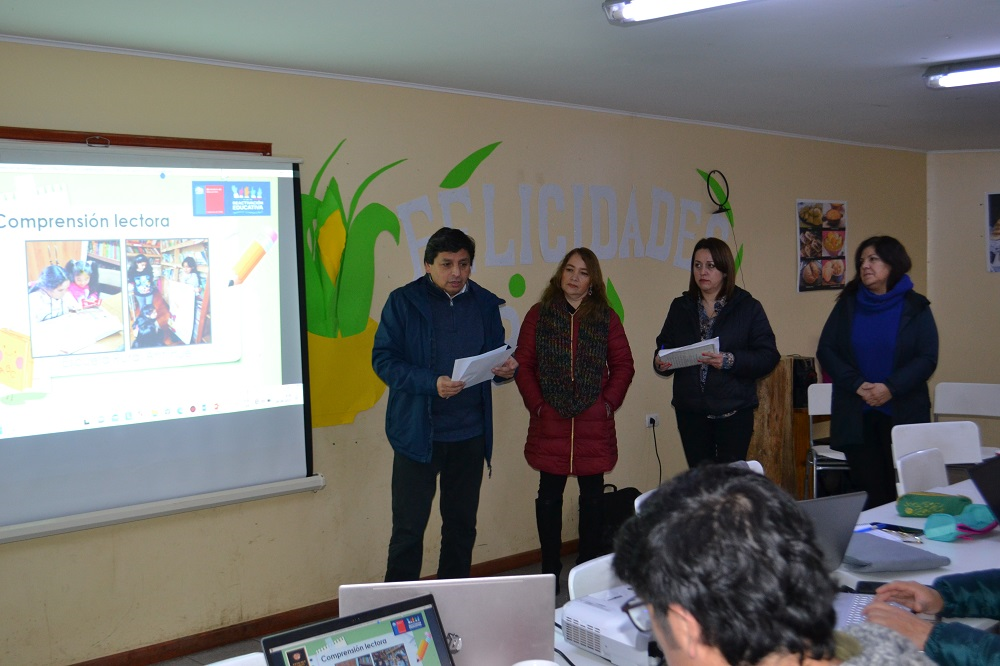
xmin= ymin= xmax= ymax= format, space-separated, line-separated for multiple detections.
xmin=798 ymin=200 xmax=847 ymax=291
xmin=987 ymin=193 xmax=1000 ymax=273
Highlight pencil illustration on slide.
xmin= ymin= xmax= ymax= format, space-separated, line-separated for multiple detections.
xmin=303 ymin=139 xmax=500 ymax=427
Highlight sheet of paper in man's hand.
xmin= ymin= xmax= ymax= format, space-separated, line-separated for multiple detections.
xmin=451 ymin=345 xmax=515 ymax=386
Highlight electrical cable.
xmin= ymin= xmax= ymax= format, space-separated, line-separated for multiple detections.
xmin=651 ymin=421 xmax=662 ymax=485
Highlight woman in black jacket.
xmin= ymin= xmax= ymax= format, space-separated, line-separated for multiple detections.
xmin=654 ymin=238 xmax=780 ymax=467
xmin=817 ymin=236 xmax=938 ymax=508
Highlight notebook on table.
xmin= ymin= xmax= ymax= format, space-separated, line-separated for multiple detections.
xmin=338 ymin=574 xmax=556 ymax=666
xmin=261 ymin=594 xmax=455 ymax=666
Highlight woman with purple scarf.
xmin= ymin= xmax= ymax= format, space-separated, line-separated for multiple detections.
xmin=818 ymin=236 xmax=939 ymax=508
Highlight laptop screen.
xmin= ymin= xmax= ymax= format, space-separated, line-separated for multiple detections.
xmin=261 ymin=594 xmax=455 ymax=666
xmin=797 ymin=491 xmax=868 ymax=572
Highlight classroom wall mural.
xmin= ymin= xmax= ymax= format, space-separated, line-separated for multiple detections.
xmin=304 ymin=138 xmax=738 ymax=427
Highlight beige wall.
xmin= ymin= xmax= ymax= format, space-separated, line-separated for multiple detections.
xmin=1 ymin=40 xmax=987 ymax=664
xmin=927 ymin=152 xmax=1000 ymax=444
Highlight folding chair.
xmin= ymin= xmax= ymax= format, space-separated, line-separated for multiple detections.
xmin=804 ymin=383 xmax=849 ymax=498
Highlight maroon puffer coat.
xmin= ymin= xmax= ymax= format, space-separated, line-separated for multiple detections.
xmin=514 ymin=302 xmax=635 ymax=476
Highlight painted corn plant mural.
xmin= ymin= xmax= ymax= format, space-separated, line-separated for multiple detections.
xmin=303 ymin=141 xmax=501 ymax=426
xmin=302 ymin=140 xmax=404 ymax=427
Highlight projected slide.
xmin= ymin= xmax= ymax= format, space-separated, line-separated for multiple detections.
xmin=0 ymin=160 xmax=296 ymax=441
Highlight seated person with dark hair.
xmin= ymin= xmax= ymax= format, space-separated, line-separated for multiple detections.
xmin=865 ymin=569 xmax=1000 ymax=666
xmin=612 ymin=464 xmax=932 ymax=666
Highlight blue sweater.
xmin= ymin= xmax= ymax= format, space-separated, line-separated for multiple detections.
xmin=817 ymin=286 xmax=938 ymax=451
xmin=850 ymin=275 xmax=911 ymax=415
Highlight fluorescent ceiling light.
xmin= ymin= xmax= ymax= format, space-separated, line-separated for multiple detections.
xmin=924 ymin=57 xmax=1000 ymax=89
xmin=603 ymin=0 xmax=753 ymax=25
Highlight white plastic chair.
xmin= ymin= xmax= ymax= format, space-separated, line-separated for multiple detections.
xmin=933 ymin=382 xmax=1000 ymax=457
xmin=891 ymin=421 xmax=985 ymax=494
xmin=896 ymin=447 xmax=948 ymax=494
xmin=934 ymin=382 xmax=1000 ymax=420
xmin=891 ymin=421 xmax=983 ymax=464
xmin=805 ymin=383 xmax=848 ymax=498
xmin=634 ymin=488 xmax=656 ymax=514
xmin=632 ymin=461 xmax=763 ymax=514
xmin=566 ymin=553 xmax=622 ymax=600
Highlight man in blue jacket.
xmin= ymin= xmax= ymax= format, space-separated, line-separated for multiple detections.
xmin=372 ymin=227 xmax=518 ymax=582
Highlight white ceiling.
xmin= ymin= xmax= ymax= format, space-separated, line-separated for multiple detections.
xmin=2 ymin=0 xmax=999 ymax=152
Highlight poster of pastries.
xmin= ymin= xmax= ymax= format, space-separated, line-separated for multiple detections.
xmin=797 ymin=200 xmax=847 ymax=291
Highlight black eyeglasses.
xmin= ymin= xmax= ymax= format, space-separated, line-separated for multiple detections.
xmin=621 ymin=595 xmax=652 ymax=633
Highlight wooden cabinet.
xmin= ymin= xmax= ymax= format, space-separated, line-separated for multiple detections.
xmin=748 ymin=356 xmax=797 ymax=496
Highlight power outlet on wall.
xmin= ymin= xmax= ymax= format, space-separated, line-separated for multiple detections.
xmin=645 ymin=413 xmax=660 ymax=428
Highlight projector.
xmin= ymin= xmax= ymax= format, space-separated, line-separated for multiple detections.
xmin=561 ymin=584 xmax=655 ymax=666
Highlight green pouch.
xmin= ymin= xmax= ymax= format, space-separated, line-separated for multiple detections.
xmin=896 ymin=492 xmax=972 ymax=517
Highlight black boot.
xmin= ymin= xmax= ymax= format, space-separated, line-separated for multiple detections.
xmin=535 ymin=498 xmax=563 ymax=593
xmin=577 ymin=495 xmax=606 ymax=564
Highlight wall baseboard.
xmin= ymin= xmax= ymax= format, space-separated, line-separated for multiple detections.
xmin=72 ymin=541 xmax=578 ymax=666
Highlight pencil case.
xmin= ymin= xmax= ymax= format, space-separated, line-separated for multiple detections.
xmin=896 ymin=492 xmax=972 ymax=517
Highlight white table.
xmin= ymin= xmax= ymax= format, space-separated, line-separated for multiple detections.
xmin=835 ymin=479 xmax=998 ymax=632
xmin=835 ymin=479 xmax=999 ymax=589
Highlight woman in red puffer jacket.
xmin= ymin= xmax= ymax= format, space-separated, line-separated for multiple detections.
xmin=514 ymin=247 xmax=634 ymax=590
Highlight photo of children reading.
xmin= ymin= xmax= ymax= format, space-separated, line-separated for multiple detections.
xmin=24 ymin=240 xmax=126 ymax=358
xmin=64 ymin=259 xmax=102 ymax=310
xmin=181 ymin=257 xmax=201 ymax=289
xmin=125 ymin=239 xmax=211 ymax=349
xmin=132 ymin=305 xmax=162 ymax=349
xmin=27 ymin=265 xmax=74 ymax=323
xmin=127 ymin=254 xmax=155 ymax=310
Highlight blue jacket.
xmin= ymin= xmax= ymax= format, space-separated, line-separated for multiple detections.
xmin=372 ymin=276 xmax=508 ymax=466
xmin=817 ymin=289 xmax=938 ymax=451
xmin=925 ymin=569 xmax=1000 ymax=666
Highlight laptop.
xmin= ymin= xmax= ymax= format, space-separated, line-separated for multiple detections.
xmin=970 ymin=454 xmax=1000 ymax=520
xmin=338 ymin=574 xmax=556 ymax=666
xmin=798 ymin=491 xmax=868 ymax=573
xmin=798 ymin=491 xmax=876 ymax=628
xmin=261 ymin=594 xmax=455 ymax=666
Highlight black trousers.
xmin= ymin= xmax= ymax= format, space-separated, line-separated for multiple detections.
xmin=537 ymin=470 xmax=605 ymax=503
xmin=845 ymin=410 xmax=897 ymax=509
xmin=675 ymin=407 xmax=755 ymax=468
xmin=537 ymin=471 xmax=606 ymax=564
xmin=385 ymin=436 xmax=485 ymax=582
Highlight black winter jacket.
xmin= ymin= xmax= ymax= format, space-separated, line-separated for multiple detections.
xmin=816 ymin=290 xmax=938 ymax=452
xmin=654 ymin=287 xmax=779 ymax=416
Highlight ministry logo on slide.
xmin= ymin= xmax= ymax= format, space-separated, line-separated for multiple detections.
xmin=192 ymin=181 xmax=271 ymax=216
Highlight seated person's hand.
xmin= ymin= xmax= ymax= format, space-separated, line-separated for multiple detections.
xmin=874 ymin=580 xmax=945 ymax=615
xmin=863 ymin=601 xmax=933 ymax=650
